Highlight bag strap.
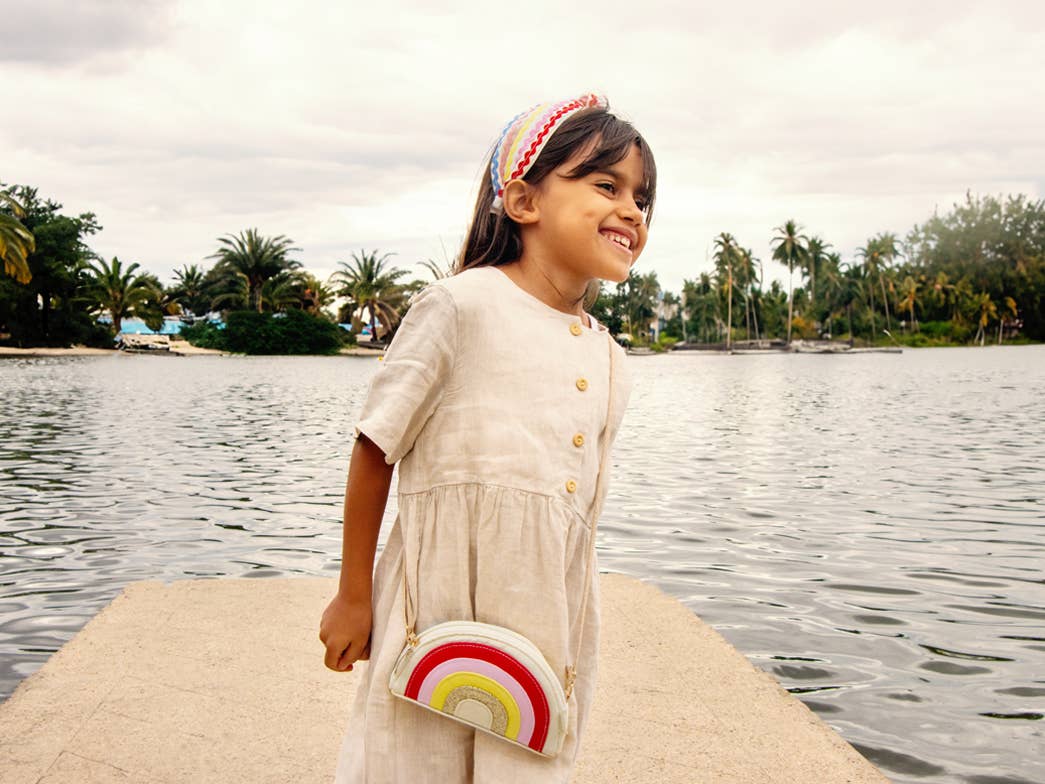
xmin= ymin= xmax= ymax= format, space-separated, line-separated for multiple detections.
xmin=562 ymin=331 xmax=616 ymax=699
xmin=402 ymin=332 xmax=618 ymax=699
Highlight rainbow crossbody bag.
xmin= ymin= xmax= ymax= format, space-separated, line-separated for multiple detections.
xmin=388 ymin=334 xmax=618 ymax=758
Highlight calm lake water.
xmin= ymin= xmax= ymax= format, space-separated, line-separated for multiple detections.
xmin=1 ymin=347 xmax=1043 ymax=784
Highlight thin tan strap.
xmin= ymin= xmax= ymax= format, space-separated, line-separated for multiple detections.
xmin=564 ymin=333 xmax=617 ymax=697
xmin=399 ymin=333 xmax=619 ymax=693
xmin=401 ymin=512 xmax=423 ymax=647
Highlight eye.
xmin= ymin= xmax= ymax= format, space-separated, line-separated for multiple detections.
xmin=596 ymin=181 xmax=616 ymax=194
xmin=635 ymin=198 xmax=649 ymax=212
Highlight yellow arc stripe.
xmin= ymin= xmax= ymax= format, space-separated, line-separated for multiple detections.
xmin=502 ymin=104 xmax=549 ymax=183
xmin=430 ymin=671 xmax=522 ymax=740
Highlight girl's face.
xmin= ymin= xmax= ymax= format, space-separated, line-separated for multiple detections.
xmin=527 ymin=142 xmax=649 ymax=285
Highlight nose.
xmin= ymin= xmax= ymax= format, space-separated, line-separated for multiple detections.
xmin=619 ymin=197 xmax=645 ymax=226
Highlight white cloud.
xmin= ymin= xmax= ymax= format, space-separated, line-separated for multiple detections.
xmin=3 ymin=0 xmax=1043 ymax=295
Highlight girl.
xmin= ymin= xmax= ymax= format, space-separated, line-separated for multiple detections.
xmin=320 ymin=93 xmax=656 ymax=783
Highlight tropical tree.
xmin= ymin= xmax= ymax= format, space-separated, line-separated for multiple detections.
xmin=858 ymin=232 xmax=901 ymax=337
xmin=896 ymin=275 xmax=921 ymax=333
xmin=736 ymin=246 xmax=761 ymax=341
xmin=209 ymin=229 xmax=300 ymax=313
xmin=997 ymin=296 xmax=1018 ymax=345
xmin=419 ymin=258 xmax=453 ymax=281
xmin=0 ymin=186 xmax=103 ymax=346
xmin=84 ymin=256 xmax=158 ymax=335
xmin=681 ymin=274 xmax=719 ymax=343
xmin=771 ymin=219 xmax=808 ymax=344
xmin=259 ymin=273 xmax=304 ymax=312
xmin=971 ymin=291 xmax=997 ymax=346
xmin=169 ymin=264 xmax=209 ymax=316
xmin=624 ymin=270 xmax=660 ymax=341
xmin=712 ymin=233 xmax=742 ymax=347
xmin=298 ymin=273 xmax=337 ymax=317
xmin=0 ymin=185 xmax=34 ymax=284
xmin=803 ymin=235 xmax=832 ymax=326
xmin=331 ymin=250 xmax=410 ymax=341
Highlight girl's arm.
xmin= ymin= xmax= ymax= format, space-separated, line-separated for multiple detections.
xmin=319 ymin=433 xmax=395 ymax=672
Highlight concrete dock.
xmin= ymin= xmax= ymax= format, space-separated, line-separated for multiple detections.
xmin=0 ymin=575 xmax=889 ymax=783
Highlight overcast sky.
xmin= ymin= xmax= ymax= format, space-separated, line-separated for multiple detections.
xmin=4 ymin=0 xmax=1043 ymax=295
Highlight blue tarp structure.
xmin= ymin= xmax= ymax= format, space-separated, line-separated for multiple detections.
xmin=99 ymin=316 xmax=222 ymax=335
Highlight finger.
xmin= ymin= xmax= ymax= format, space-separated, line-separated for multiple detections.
xmin=324 ymin=639 xmax=352 ymax=672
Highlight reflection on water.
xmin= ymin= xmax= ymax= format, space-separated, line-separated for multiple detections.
xmin=2 ymin=347 xmax=1044 ymax=784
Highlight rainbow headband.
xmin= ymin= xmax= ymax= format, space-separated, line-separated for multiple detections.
xmin=489 ymin=93 xmax=608 ymax=213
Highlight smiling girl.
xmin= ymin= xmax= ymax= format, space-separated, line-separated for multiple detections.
xmin=320 ymin=93 xmax=657 ymax=782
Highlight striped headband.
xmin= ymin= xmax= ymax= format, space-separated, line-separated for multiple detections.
xmin=489 ymin=92 xmax=608 ymax=213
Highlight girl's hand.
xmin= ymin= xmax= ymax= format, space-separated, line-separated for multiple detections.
xmin=319 ymin=591 xmax=372 ymax=672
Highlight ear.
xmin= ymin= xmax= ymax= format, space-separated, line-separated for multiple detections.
xmin=502 ymin=179 xmax=540 ymax=224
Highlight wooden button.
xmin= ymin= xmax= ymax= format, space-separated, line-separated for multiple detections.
xmin=573 ymin=433 xmax=585 ymax=447
xmin=569 ymin=323 xmax=583 ymax=336
xmin=565 ymin=479 xmax=577 ymax=493
xmin=575 ymin=378 xmax=588 ymax=392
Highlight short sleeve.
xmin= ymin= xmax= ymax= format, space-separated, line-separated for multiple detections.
xmin=354 ymin=283 xmax=457 ymax=465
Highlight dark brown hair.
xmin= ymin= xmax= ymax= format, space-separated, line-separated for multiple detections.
xmin=457 ymin=106 xmax=657 ymax=307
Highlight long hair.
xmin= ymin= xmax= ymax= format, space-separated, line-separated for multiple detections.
xmin=457 ymin=106 xmax=657 ymax=308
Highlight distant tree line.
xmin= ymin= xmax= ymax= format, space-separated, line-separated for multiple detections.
xmin=2 ymin=181 xmax=1041 ymax=351
xmin=594 ymin=193 xmax=1043 ymax=348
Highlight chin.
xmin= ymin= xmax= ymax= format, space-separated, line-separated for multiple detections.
xmin=601 ymin=259 xmax=634 ymax=284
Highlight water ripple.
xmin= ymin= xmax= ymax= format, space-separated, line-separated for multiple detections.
xmin=1 ymin=346 xmax=1044 ymax=783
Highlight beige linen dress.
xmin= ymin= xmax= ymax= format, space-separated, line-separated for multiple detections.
xmin=334 ymin=265 xmax=632 ymax=783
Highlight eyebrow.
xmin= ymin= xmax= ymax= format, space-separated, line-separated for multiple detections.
xmin=597 ymin=166 xmax=650 ymax=200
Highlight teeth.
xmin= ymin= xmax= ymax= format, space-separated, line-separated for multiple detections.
xmin=602 ymin=231 xmax=631 ymax=249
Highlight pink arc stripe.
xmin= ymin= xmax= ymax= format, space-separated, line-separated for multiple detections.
xmin=416 ymin=657 xmax=536 ymax=745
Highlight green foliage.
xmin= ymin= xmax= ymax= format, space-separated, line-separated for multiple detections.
xmin=209 ymin=229 xmax=300 ymax=313
xmin=84 ymin=256 xmax=159 ymax=335
xmin=180 ymin=320 xmax=228 ymax=350
xmin=170 ymin=264 xmax=210 ymax=316
xmin=905 ymin=193 xmax=1045 ymax=340
xmin=0 ymin=183 xmax=35 ymax=283
xmin=0 ymin=186 xmax=103 ymax=347
xmin=222 ymin=309 xmax=344 ymax=355
xmin=331 ymin=249 xmax=411 ymax=341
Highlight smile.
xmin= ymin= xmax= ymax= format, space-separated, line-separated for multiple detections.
xmin=599 ymin=230 xmax=633 ymax=251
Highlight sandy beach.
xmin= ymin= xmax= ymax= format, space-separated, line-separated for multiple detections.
xmin=0 ymin=342 xmax=387 ymax=358
xmin=0 ymin=341 xmax=229 ymax=358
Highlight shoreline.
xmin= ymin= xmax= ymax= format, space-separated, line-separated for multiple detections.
xmin=0 ymin=342 xmax=229 ymax=358
xmin=2 ymin=342 xmax=1038 ymax=359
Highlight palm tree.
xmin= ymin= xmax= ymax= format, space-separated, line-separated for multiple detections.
xmin=929 ymin=271 xmax=956 ymax=319
xmin=331 ymin=250 xmax=409 ymax=342
xmin=0 ymin=186 xmax=35 ymax=284
xmin=209 ymin=229 xmax=300 ymax=313
xmin=856 ymin=238 xmax=883 ymax=340
xmin=896 ymin=275 xmax=921 ymax=333
xmin=803 ymin=236 xmax=832 ymax=328
xmin=260 ymin=273 xmax=305 ymax=312
xmin=971 ymin=291 xmax=997 ymax=346
xmin=997 ymin=296 xmax=1018 ymax=344
xmin=858 ymin=233 xmax=900 ymax=337
xmin=736 ymin=246 xmax=761 ymax=341
xmin=817 ymin=252 xmax=844 ymax=339
xmin=298 ymin=273 xmax=337 ymax=317
xmin=418 ymin=258 xmax=453 ymax=281
xmin=771 ymin=219 xmax=808 ymax=344
xmin=169 ymin=264 xmax=209 ymax=316
xmin=85 ymin=256 xmax=156 ymax=335
xmin=712 ymin=233 xmax=740 ymax=348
